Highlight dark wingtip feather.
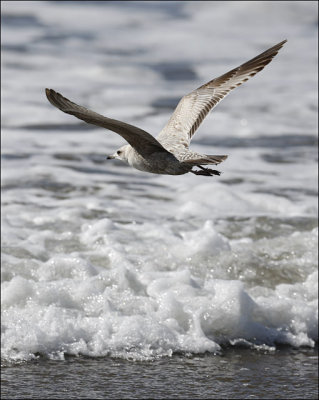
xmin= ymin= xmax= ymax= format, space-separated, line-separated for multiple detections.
xmin=45 ymin=88 xmax=74 ymax=112
xmin=45 ymin=88 xmax=52 ymax=102
xmin=45 ymin=88 xmax=58 ymax=107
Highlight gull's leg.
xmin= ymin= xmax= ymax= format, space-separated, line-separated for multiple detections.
xmin=198 ymin=166 xmax=221 ymax=176
xmin=191 ymin=170 xmax=210 ymax=176
xmin=191 ymin=167 xmax=221 ymax=176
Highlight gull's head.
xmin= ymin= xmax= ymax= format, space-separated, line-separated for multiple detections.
xmin=107 ymin=145 xmax=130 ymax=163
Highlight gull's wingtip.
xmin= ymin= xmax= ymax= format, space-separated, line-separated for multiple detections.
xmin=45 ymin=88 xmax=59 ymax=98
xmin=267 ymin=39 xmax=287 ymax=52
xmin=276 ymin=39 xmax=287 ymax=48
xmin=45 ymin=88 xmax=65 ymax=110
xmin=45 ymin=88 xmax=53 ymax=100
xmin=45 ymin=88 xmax=63 ymax=107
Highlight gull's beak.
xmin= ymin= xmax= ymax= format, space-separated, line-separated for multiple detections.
xmin=107 ymin=154 xmax=115 ymax=160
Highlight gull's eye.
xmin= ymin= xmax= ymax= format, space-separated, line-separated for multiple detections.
xmin=117 ymin=150 xmax=122 ymax=155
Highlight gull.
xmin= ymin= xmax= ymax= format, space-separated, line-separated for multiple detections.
xmin=46 ymin=40 xmax=286 ymax=177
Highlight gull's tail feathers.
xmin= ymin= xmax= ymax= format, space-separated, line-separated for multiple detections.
xmin=182 ymin=154 xmax=228 ymax=166
xmin=204 ymin=155 xmax=228 ymax=165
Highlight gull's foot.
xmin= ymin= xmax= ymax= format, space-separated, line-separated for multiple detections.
xmin=191 ymin=167 xmax=221 ymax=176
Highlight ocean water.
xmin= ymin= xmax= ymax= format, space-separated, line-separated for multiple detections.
xmin=1 ymin=1 xmax=318 ymax=398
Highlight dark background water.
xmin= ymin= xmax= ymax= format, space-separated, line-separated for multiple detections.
xmin=2 ymin=346 xmax=318 ymax=399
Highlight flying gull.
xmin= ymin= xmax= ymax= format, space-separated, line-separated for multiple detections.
xmin=46 ymin=40 xmax=286 ymax=176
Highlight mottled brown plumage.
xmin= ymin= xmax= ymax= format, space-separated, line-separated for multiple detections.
xmin=46 ymin=40 xmax=286 ymax=176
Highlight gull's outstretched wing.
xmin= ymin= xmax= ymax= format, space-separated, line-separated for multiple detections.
xmin=45 ymin=89 xmax=169 ymax=157
xmin=157 ymin=40 xmax=287 ymax=152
